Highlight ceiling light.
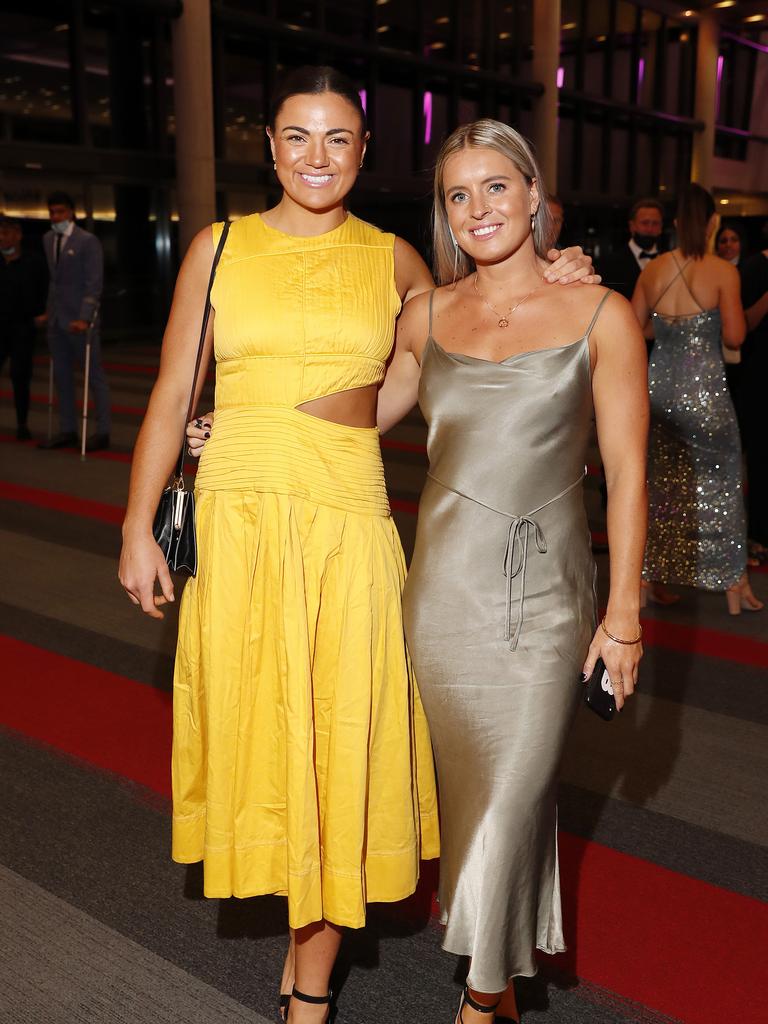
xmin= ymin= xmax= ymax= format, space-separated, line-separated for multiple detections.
xmin=435 ymin=16 xmax=450 ymax=24
xmin=681 ymin=9 xmax=695 ymax=17
xmin=720 ymin=198 xmax=729 ymax=204
xmin=595 ymin=34 xmax=607 ymax=42
xmin=376 ymin=24 xmax=389 ymax=33
xmin=712 ymin=2 xmax=736 ymax=7
xmin=430 ymin=41 xmax=447 ymax=49
xmin=499 ymin=31 xmax=511 ymax=39
xmin=744 ymin=13 xmax=766 ymax=21
xmin=562 ymin=22 xmax=577 ymax=30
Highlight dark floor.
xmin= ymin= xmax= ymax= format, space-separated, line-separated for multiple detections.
xmin=0 ymin=345 xmax=766 ymax=1024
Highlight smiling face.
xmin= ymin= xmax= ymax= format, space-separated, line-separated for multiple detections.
xmin=442 ymin=146 xmax=538 ymax=266
xmin=267 ymin=91 xmax=368 ymax=214
xmin=717 ymin=228 xmax=740 ymax=262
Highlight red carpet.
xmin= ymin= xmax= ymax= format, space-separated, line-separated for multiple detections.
xmin=1 ymin=633 xmax=766 ymax=1024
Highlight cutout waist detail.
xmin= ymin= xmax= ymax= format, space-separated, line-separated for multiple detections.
xmin=195 ymin=406 xmax=389 ymax=517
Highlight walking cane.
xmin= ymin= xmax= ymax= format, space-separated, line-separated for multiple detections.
xmin=47 ymin=358 xmax=54 ymax=442
xmin=80 ymin=306 xmax=99 ymax=462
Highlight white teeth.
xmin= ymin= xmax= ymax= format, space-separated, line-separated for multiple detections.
xmin=471 ymin=224 xmax=500 ymax=237
xmin=301 ymin=174 xmax=332 ymax=183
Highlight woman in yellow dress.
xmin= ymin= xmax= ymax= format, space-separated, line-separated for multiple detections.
xmin=120 ymin=67 xmax=595 ymax=1022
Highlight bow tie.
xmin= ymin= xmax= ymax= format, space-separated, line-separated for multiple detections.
xmin=638 ymin=250 xmax=658 ymax=260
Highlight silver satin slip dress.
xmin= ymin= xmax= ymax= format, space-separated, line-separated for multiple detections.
xmin=644 ymin=269 xmax=746 ymax=588
xmin=403 ymin=289 xmax=612 ymax=993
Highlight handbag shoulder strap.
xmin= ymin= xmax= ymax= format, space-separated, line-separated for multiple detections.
xmin=174 ymin=220 xmax=231 ymax=481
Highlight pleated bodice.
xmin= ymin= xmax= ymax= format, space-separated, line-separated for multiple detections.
xmin=195 ymin=213 xmax=402 ymax=515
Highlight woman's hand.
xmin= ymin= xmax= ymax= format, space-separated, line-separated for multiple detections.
xmin=185 ymin=411 xmax=214 ymax=457
xmin=543 ymin=246 xmax=601 ymax=286
xmin=581 ymin=618 xmax=643 ymax=712
xmin=118 ymin=529 xmax=175 ymax=619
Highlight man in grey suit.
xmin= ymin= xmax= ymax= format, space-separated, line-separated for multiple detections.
xmin=38 ymin=191 xmax=111 ymax=450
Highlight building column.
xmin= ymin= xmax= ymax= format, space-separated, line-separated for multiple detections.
xmin=692 ymin=14 xmax=719 ymax=190
xmin=172 ymin=0 xmax=217 ymax=256
xmin=531 ymin=0 xmax=561 ymax=195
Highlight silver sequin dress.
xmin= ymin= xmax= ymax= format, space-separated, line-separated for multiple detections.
xmin=644 ymin=307 xmax=746 ymax=589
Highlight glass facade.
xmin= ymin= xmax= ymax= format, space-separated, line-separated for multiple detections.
xmin=1 ymin=0 xmax=766 ymax=334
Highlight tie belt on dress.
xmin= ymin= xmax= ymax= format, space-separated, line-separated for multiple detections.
xmin=426 ymin=472 xmax=585 ymax=651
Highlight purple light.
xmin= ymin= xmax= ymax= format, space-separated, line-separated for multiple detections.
xmin=358 ymin=88 xmax=367 ymax=114
xmin=637 ymin=57 xmax=645 ymax=96
xmin=556 ymin=66 xmax=564 ymax=89
xmin=715 ymin=56 xmax=724 ymax=121
xmin=423 ymin=90 xmax=433 ymax=145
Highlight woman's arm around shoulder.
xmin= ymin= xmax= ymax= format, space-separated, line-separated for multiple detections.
xmin=583 ymin=291 xmax=649 ymax=708
xmin=378 ymin=288 xmax=434 ymax=433
xmin=394 ymin=236 xmax=435 ymax=304
xmin=714 ymin=256 xmax=746 ymax=349
xmin=118 ymin=225 xmax=216 ymax=618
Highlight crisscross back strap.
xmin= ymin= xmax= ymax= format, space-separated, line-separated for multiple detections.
xmin=584 ymin=289 xmax=613 ymax=338
xmin=650 ymin=254 xmax=702 ymax=313
xmin=427 ymin=288 xmax=436 ymax=338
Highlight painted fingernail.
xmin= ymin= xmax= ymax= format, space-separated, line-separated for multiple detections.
xmin=204 ymin=431 xmax=210 ymax=438
xmin=194 ymin=419 xmax=203 ymax=428
xmin=580 ymin=672 xmax=588 ymax=681
xmin=203 ymin=421 xmax=211 ymax=428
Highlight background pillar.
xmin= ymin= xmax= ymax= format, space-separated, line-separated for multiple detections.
xmin=531 ymin=0 xmax=561 ymax=195
xmin=172 ymin=0 xmax=216 ymax=256
xmin=691 ymin=14 xmax=719 ymax=190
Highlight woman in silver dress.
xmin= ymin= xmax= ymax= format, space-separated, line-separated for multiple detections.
xmin=382 ymin=120 xmax=648 ymax=1023
xmin=631 ymin=183 xmax=762 ymax=613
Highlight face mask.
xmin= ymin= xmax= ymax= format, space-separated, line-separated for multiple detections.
xmin=51 ymin=219 xmax=72 ymax=234
xmin=632 ymin=232 xmax=658 ymax=251
xmin=1 ymin=246 xmax=16 ymax=256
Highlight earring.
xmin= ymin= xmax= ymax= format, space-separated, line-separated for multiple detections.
xmin=273 ymin=161 xmax=277 ymax=171
xmin=530 ymin=212 xmax=535 ymax=228
xmin=449 ymin=228 xmax=460 ymax=284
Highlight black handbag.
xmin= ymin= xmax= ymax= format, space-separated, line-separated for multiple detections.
xmin=152 ymin=221 xmax=231 ymax=575
xmin=583 ymin=657 xmax=616 ymax=721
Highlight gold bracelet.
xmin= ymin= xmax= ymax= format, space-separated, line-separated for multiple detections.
xmin=601 ymin=617 xmax=642 ymax=645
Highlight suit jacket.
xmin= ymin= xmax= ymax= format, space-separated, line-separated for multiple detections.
xmin=598 ymin=245 xmax=643 ymax=301
xmin=43 ymin=224 xmax=103 ymax=330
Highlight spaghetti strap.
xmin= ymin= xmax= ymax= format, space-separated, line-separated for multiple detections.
xmin=428 ymin=289 xmax=436 ymax=338
xmin=584 ymin=289 xmax=613 ymax=338
xmin=650 ymin=254 xmax=702 ymax=313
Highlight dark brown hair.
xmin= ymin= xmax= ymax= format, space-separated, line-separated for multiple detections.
xmin=629 ymin=197 xmax=664 ymax=220
xmin=269 ymin=66 xmax=366 ymax=136
xmin=676 ymin=183 xmax=716 ymax=259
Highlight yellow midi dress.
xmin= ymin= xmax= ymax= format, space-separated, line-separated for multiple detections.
xmin=171 ymin=212 xmax=439 ymax=929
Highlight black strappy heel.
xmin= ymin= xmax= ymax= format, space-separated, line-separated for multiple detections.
xmin=455 ymin=986 xmax=501 ymax=1023
xmin=289 ymin=986 xmax=333 ymax=1021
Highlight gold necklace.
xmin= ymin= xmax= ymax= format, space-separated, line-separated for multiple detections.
xmin=473 ymin=273 xmax=543 ymax=328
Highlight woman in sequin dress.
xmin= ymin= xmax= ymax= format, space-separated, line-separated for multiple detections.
xmin=631 ymin=183 xmax=762 ymax=613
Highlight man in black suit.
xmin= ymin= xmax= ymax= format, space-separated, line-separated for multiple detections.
xmin=38 ymin=191 xmax=111 ymax=451
xmin=599 ymin=197 xmax=665 ymax=300
xmin=0 ymin=217 xmax=47 ymax=439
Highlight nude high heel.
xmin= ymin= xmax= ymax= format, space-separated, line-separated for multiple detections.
xmin=726 ymin=574 xmax=764 ymax=615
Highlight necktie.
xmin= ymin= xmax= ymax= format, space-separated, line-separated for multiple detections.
xmin=638 ymin=250 xmax=657 ymax=260
xmin=54 ymin=234 xmax=63 ymax=264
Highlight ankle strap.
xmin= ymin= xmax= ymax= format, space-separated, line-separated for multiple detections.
xmin=292 ymin=987 xmax=331 ymax=1005
xmin=463 ymin=987 xmax=501 ymax=1014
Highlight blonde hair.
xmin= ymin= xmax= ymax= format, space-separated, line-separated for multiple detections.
xmin=433 ymin=119 xmax=555 ymax=286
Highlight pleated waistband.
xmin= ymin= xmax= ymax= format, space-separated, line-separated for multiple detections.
xmin=194 ymin=406 xmax=391 ymax=517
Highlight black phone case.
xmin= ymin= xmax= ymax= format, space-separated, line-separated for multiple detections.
xmin=584 ymin=657 xmax=616 ymax=721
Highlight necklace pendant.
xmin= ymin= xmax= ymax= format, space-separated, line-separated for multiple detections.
xmin=498 ymin=317 xmax=509 ymax=328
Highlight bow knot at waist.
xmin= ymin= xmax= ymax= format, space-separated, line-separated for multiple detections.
xmin=426 ymin=471 xmax=585 ymax=651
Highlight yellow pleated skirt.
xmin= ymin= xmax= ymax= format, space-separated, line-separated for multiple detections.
xmin=171 ymin=409 xmax=439 ymax=929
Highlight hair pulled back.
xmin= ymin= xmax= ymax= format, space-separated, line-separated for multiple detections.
xmin=269 ymin=65 xmax=366 ymax=136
